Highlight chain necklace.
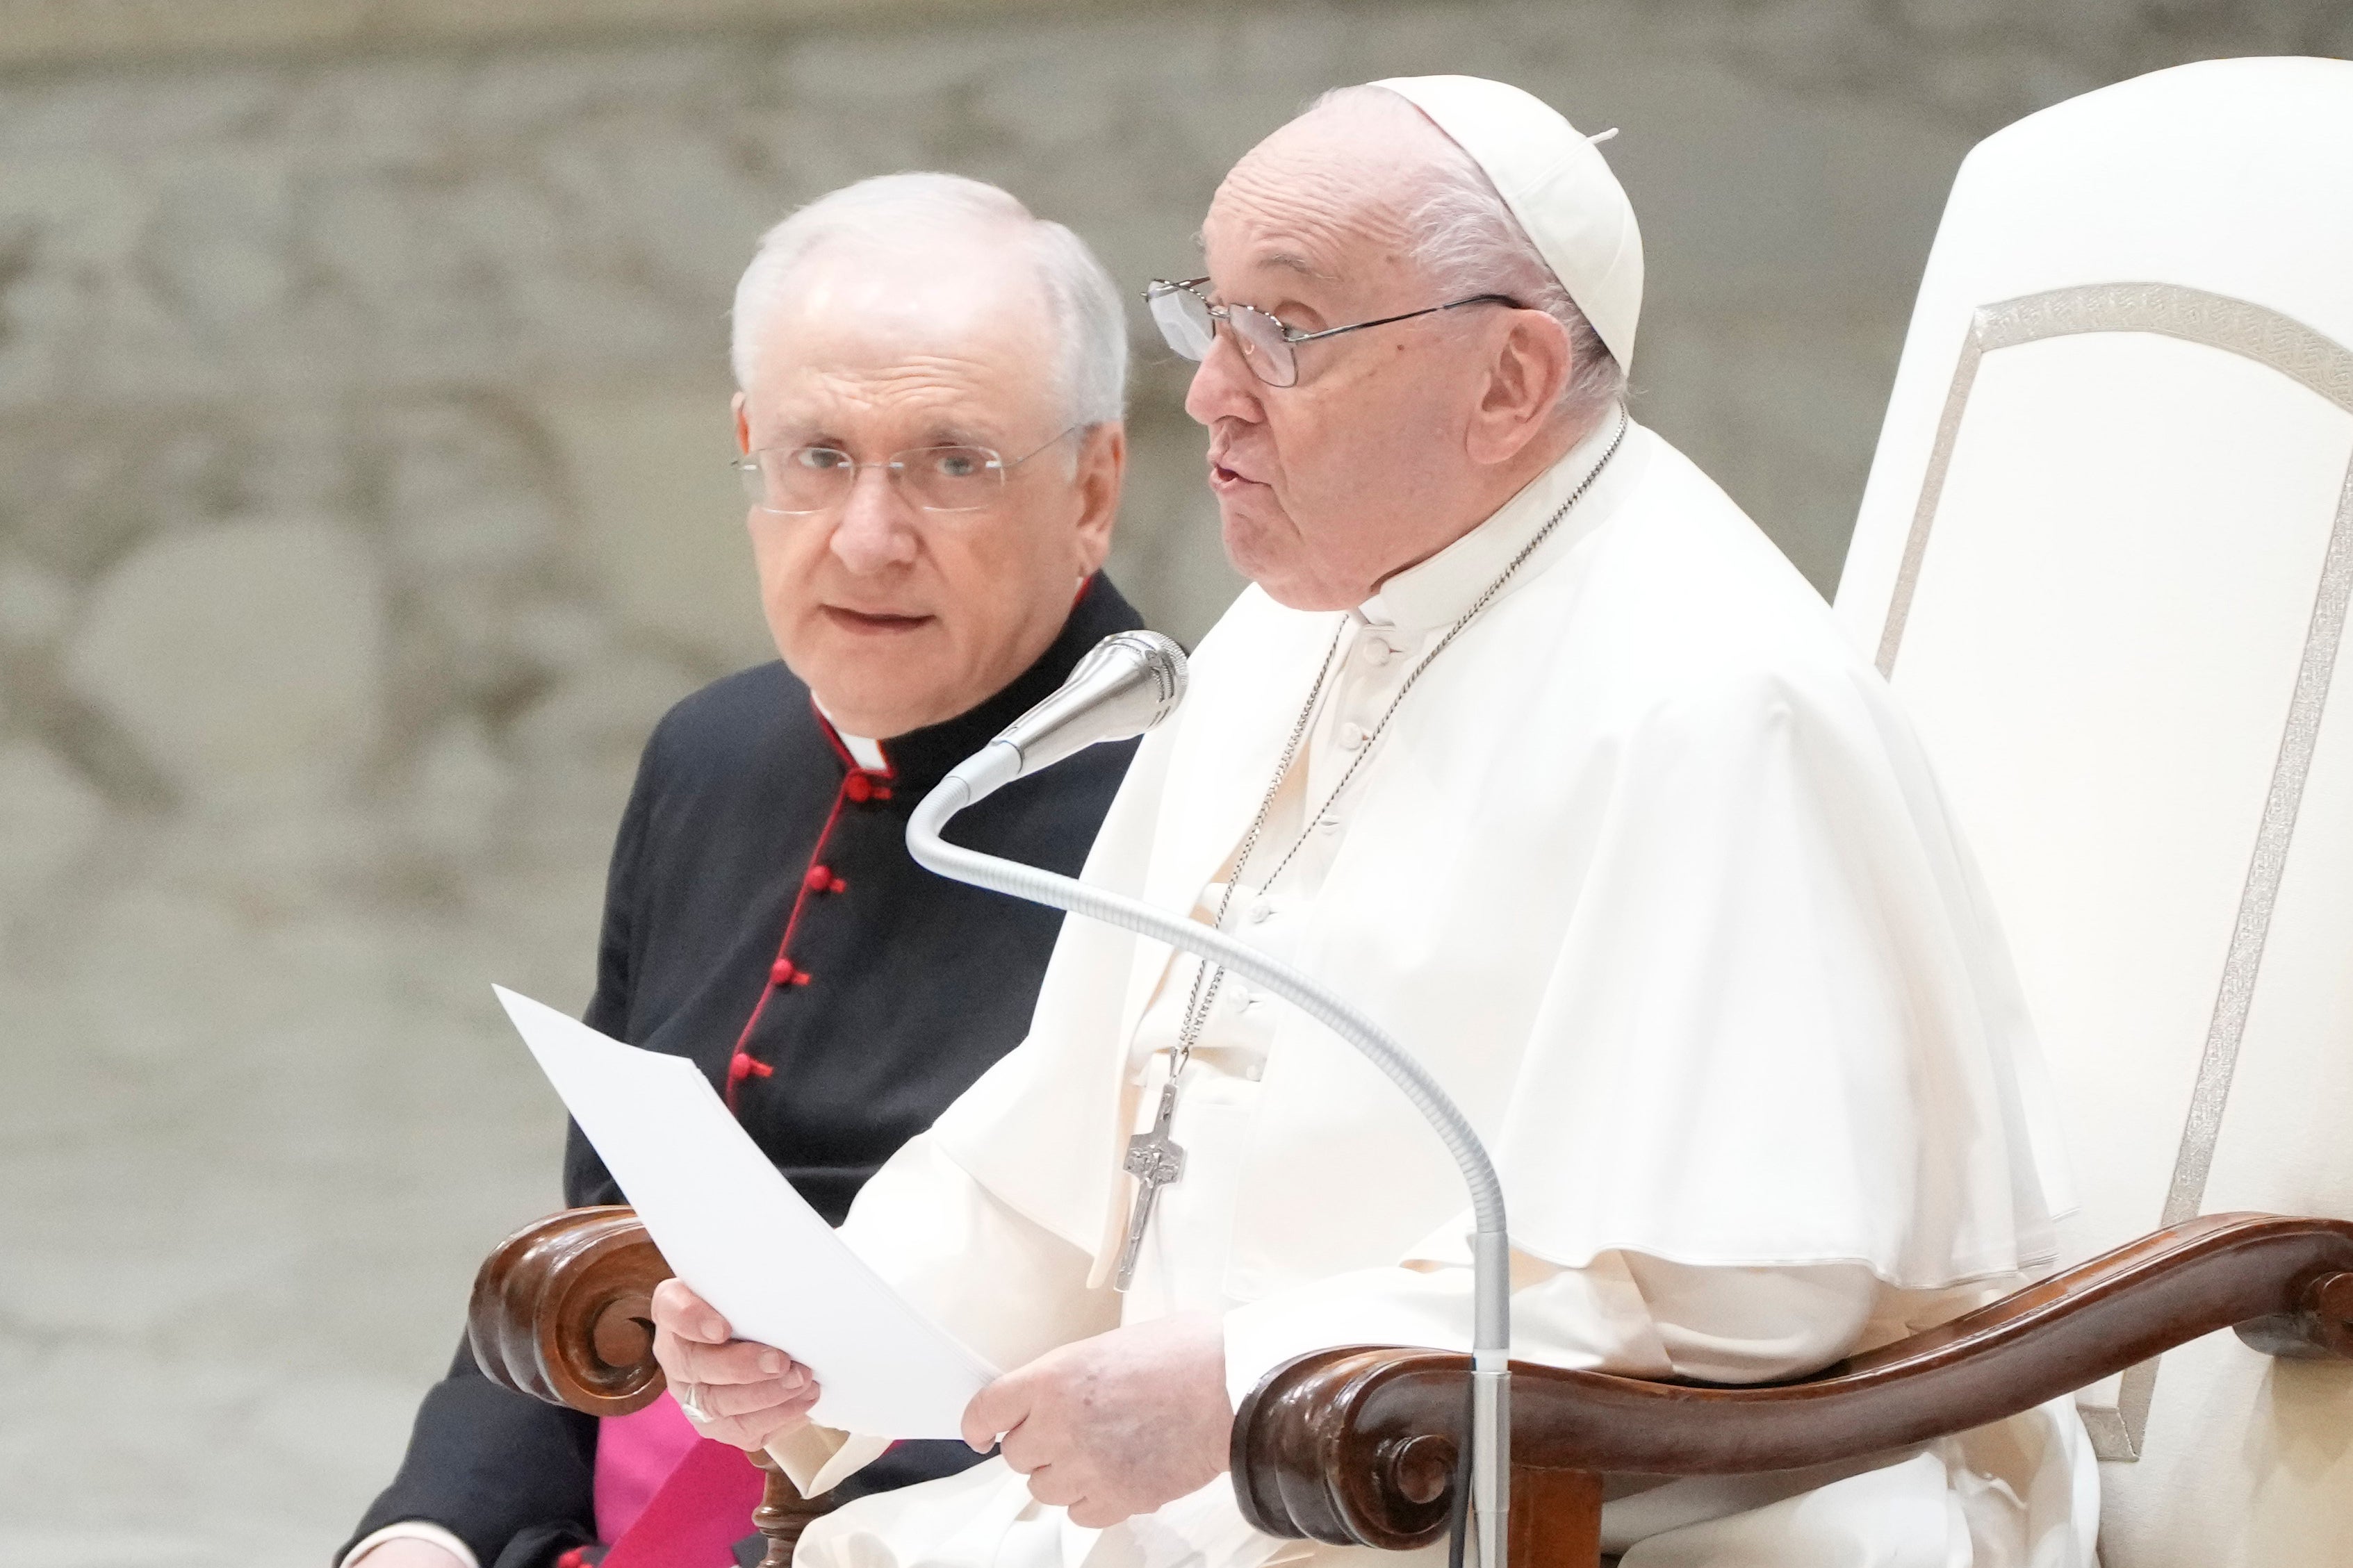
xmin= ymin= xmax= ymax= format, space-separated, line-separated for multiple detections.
xmin=1113 ymin=411 xmax=1629 ymax=1291
xmin=1168 ymin=408 xmax=1629 ymax=1078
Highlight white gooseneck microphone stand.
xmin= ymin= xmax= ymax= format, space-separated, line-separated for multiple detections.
xmin=905 ymin=630 xmax=1513 ymax=1568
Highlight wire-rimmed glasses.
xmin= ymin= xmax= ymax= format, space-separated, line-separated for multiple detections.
xmin=734 ymin=427 xmax=1079 ymax=515
xmin=1145 ymin=277 xmax=1518 ymax=388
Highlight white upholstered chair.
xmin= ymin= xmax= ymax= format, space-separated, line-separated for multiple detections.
xmin=1832 ymin=54 xmax=2353 ymax=1567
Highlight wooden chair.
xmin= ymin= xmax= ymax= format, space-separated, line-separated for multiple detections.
xmin=467 ymin=56 xmax=2353 ymax=1568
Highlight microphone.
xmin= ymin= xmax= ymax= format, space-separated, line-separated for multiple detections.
xmin=935 ymin=630 xmax=1187 ymax=811
xmin=907 ymin=632 xmax=1515 ymax=1568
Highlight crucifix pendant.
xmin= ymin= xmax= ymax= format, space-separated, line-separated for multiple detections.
xmin=1113 ymin=1080 xmax=1187 ymax=1292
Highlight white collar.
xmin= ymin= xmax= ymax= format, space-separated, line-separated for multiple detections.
xmin=1359 ymin=409 xmax=1639 ymax=634
xmin=812 ymin=698 xmax=889 ymax=770
xmin=837 ymin=729 xmax=887 ymax=772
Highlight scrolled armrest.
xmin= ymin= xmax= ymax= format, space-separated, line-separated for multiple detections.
xmin=1231 ymin=1347 xmax=1463 ymax=1550
xmin=1233 ymin=1210 xmax=2353 ymax=1547
xmin=468 ymin=1205 xmax=675 ymax=1415
xmin=2232 ymin=1264 xmax=2353 ymax=1359
xmin=1223 ymin=1354 xmax=1459 ymax=1560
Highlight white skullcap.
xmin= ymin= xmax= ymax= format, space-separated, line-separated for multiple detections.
xmin=1371 ymin=74 xmax=1644 ymax=370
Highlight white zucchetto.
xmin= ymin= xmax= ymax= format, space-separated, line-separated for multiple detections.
xmin=1373 ymin=74 xmax=1645 ymax=371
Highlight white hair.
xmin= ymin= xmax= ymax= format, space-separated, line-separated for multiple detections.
xmin=1313 ymin=85 xmax=1627 ymax=424
xmin=730 ymin=172 xmax=1127 ymax=428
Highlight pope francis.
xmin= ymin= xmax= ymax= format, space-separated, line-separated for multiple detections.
xmin=648 ymin=76 xmax=2099 ymax=1568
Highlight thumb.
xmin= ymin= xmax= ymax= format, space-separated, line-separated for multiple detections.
xmin=960 ymin=1371 xmax=1026 ymax=1453
xmin=651 ymin=1278 xmax=732 ymax=1343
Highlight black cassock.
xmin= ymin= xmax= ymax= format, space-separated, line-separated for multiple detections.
xmin=348 ymin=577 xmax=1145 ymax=1568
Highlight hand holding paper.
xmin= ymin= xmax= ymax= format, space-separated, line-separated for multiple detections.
xmin=648 ymin=1277 xmax=823 ymax=1449
xmin=494 ymin=986 xmax=999 ymax=1440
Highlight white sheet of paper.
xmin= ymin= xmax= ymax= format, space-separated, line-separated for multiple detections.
xmin=494 ymin=984 xmax=999 ymax=1439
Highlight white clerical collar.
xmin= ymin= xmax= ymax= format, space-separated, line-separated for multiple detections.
xmin=1359 ymin=410 xmax=1642 ymax=634
xmin=813 ymin=698 xmax=889 ymax=771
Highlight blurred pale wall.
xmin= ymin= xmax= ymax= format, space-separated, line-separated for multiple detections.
xmin=0 ymin=3 xmax=2345 ymax=1563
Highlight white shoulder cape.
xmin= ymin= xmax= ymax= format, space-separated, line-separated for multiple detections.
xmin=933 ymin=426 xmax=2069 ymax=1298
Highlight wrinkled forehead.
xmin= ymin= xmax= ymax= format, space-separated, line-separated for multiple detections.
xmin=790 ymin=240 xmax=1035 ymax=334
xmin=745 ymin=240 xmax=1057 ymax=425
xmin=1203 ymin=98 xmax=1449 ymax=295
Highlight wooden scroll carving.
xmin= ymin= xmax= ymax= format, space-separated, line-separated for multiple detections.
xmin=1233 ymin=1212 xmax=2353 ymax=1559
xmin=468 ymin=1205 xmax=836 ymax=1568
xmin=470 ymin=1206 xmax=672 ymax=1415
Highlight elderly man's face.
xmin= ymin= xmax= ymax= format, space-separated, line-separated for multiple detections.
xmin=1188 ymin=105 xmax=1573 ymax=610
xmin=735 ymin=247 xmax=1122 ymax=738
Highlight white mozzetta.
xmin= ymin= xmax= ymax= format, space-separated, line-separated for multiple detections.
xmin=940 ymin=421 xmax=2067 ymax=1296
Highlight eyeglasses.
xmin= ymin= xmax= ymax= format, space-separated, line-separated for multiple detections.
xmin=733 ymin=428 xmax=1079 ymax=515
xmin=1145 ymin=277 xmax=1518 ymax=388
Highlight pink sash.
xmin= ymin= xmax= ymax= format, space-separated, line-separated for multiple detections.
xmin=593 ymin=1398 xmax=701 ymax=1542
xmin=590 ymin=1397 xmax=764 ymax=1567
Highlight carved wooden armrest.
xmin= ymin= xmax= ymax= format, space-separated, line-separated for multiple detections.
xmin=466 ymin=1205 xmax=833 ymax=1568
xmin=1231 ymin=1211 xmax=2353 ymax=1567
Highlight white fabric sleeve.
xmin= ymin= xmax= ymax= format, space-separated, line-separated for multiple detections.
xmin=840 ymin=1131 xmax=1117 ymax=1369
xmin=1220 ymin=1248 xmax=1880 ymax=1412
xmin=1617 ymin=1252 xmax=1880 ymax=1385
xmin=339 ymin=1522 xmax=479 ymax=1568
xmin=772 ymin=1131 xmax=1116 ymax=1496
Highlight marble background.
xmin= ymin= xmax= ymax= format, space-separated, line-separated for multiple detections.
xmin=1 ymin=3 xmax=2345 ymax=1562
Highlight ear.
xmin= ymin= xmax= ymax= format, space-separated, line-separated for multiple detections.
xmin=732 ymin=391 xmax=752 ymax=456
xmin=1069 ymin=422 xmax=1126 ymax=577
xmin=1464 ymin=310 xmax=1571 ymax=466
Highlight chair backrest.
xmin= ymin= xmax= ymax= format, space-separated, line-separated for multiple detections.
xmin=1830 ymin=57 xmax=2353 ymax=1568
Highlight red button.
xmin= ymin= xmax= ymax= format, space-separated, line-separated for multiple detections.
xmin=728 ymin=1051 xmax=771 ymax=1084
xmin=805 ymin=864 xmax=833 ymax=891
xmin=844 ymin=773 xmax=872 ymax=802
xmin=771 ymin=959 xmax=796 ymax=986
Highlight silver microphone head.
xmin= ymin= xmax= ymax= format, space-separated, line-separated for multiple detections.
xmin=995 ymin=630 xmax=1188 ymax=779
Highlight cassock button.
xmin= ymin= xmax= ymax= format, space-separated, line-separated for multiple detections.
xmin=1336 ymin=722 xmax=1366 ymax=752
xmin=1247 ymin=900 xmax=1272 ymax=924
xmin=1316 ymin=815 xmax=1341 ymax=833
xmin=844 ymin=773 xmax=871 ymax=802
xmin=1359 ymin=636 xmax=1392 ymax=666
xmin=771 ymin=959 xmax=797 ymax=987
xmin=805 ymin=864 xmax=833 ymax=891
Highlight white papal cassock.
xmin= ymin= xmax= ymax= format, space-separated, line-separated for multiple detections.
xmin=767 ymin=415 xmax=2100 ymax=1568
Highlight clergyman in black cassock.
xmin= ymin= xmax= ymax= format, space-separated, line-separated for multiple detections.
xmin=345 ymin=573 xmax=1145 ymax=1568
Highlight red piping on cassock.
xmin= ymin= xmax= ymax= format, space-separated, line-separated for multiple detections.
xmin=723 ymin=698 xmax=893 ymax=1111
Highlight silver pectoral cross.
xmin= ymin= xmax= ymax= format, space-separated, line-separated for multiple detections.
xmin=1113 ymin=1080 xmax=1186 ymax=1292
